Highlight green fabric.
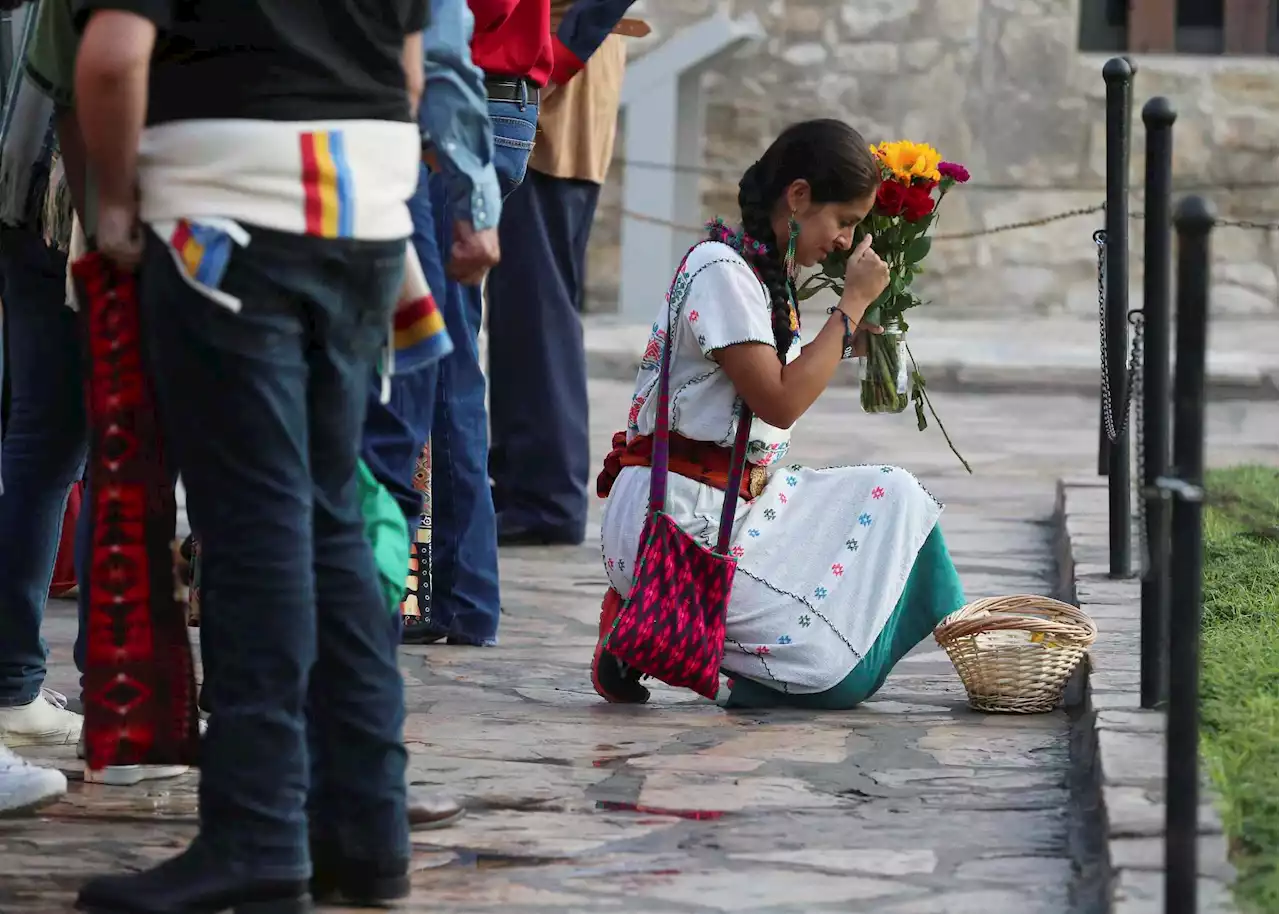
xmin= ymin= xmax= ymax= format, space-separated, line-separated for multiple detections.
xmin=25 ymin=0 xmax=77 ymax=109
xmin=357 ymin=459 xmax=409 ymax=614
xmin=725 ymin=526 xmax=965 ymax=711
xmin=24 ymin=0 xmax=97 ymax=244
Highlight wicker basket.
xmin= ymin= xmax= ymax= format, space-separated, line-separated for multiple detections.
xmin=934 ymin=595 xmax=1097 ymax=713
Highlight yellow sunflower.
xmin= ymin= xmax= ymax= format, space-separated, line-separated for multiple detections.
xmin=872 ymin=140 xmax=943 ymax=185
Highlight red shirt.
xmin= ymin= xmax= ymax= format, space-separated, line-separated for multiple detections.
xmin=469 ymin=0 xmax=557 ymax=87
xmin=469 ymin=0 xmax=633 ymax=87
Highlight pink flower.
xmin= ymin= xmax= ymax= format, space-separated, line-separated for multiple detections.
xmin=731 ymin=545 xmax=745 ymax=557
xmin=939 ymin=161 xmax=970 ymax=184
xmin=831 ymin=563 xmax=845 ymax=577
xmin=872 ymin=486 xmax=885 ymax=500
xmin=689 ymin=310 xmax=700 ymax=322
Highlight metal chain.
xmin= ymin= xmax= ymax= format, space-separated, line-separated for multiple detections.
xmin=934 ymin=205 xmax=1104 ymax=241
xmin=1129 ymin=311 xmax=1147 ymax=575
xmin=1095 ymin=229 xmax=1143 ymax=442
xmin=620 ymin=205 xmax=1276 ymax=239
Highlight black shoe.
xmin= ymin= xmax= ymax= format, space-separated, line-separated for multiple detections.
xmin=591 ymin=650 xmax=651 ymax=705
xmin=309 ymin=843 xmax=409 ymax=906
xmin=401 ymin=614 xmax=446 ymax=645
xmin=76 ymin=840 xmax=310 ymax=914
xmin=495 ymin=514 xmax=584 ymax=547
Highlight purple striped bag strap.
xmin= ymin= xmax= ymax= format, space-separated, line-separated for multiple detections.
xmin=715 ymin=402 xmax=753 ymax=556
xmin=647 ymin=243 xmax=706 ymax=518
xmin=648 ymin=242 xmax=756 ymax=558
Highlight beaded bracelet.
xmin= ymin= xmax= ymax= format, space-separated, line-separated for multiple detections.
xmin=828 ymin=306 xmax=858 ymax=360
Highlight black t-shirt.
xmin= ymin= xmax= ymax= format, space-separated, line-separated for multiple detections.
xmin=73 ymin=0 xmax=428 ymax=125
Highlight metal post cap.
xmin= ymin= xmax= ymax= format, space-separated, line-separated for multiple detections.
xmin=1174 ymin=196 xmax=1217 ymax=231
xmin=1102 ymin=56 xmax=1133 ymax=82
xmin=1142 ymin=96 xmax=1177 ymax=125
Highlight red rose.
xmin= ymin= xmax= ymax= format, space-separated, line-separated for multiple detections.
xmin=875 ymin=180 xmax=907 ymax=216
xmin=902 ymin=184 xmax=936 ymax=222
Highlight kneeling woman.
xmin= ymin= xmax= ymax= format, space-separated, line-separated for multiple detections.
xmin=594 ymin=119 xmax=966 ymax=710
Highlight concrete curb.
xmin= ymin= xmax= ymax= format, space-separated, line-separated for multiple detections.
xmin=585 ymin=346 xmax=1279 ymax=401
xmin=1055 ymin=478 xmax=1238 ymax=913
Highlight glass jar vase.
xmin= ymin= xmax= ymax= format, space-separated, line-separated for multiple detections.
xmin=859 ymin=319 xmax=910 ymax=414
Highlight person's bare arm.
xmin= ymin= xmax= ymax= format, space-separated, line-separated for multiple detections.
xmin=75 ymin=9 xmax=155 ymax=266
xmin=75 ymin=10 xmax=153 ymax=207
xmin=402 ymin=31 xmax=424 ymax=117
xmin=715 ymin=312 xmax=860 ymax=430
xmin=53 ymin=109 xmax=88 ymax=223
xmin=715 ymin=236 xmax=889 ymax=429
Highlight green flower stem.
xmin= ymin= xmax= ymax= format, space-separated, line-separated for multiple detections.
xmin=904 ymin=342 xmax=971 ymax=473
xmin=862 ymin=332 xmax=908 ymax=413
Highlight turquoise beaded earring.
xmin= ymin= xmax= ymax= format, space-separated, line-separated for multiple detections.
xmin=784 ymin=213 xmax=801 ymax=346
xmin=784 ymin=213 xmax=799 ymax=281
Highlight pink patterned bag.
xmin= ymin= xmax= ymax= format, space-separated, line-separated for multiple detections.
xmin=602 ymin=244 xmax=753 ymax=701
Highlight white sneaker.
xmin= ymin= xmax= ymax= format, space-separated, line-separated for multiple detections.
xmin=84 ymin=763 xmax=190 ymax=786
xmin=0 ymin=741 xmax=68 ymax=816
xmin=0 ymin=690 xmax=83 ymax=748
xmin=78 ymin=718 xmax=206 ymax=785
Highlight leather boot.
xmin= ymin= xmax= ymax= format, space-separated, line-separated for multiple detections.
xmin=76 ymin=840 xmax=309 ymax=913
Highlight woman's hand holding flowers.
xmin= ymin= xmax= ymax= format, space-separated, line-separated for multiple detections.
xmin=850 ymin=319 xmax=883 ymax=357
xmin=838 ymin=235 xmax=890 ymax=322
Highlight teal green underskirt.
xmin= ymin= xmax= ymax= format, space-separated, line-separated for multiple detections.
xmin=724 ymin=526 xmax=965 ymax=711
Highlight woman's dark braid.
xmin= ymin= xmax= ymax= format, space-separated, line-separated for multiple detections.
xmin=737 ymin=168 xmax=795 ymax=363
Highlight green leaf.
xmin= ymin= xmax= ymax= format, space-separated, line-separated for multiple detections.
xmin=822 ymin=249 xmax=848 ymax=279
xmin=795 ymin=283 xmax=826 ymax=301
xmin=904 ymin=236 xmax=932 ymax=264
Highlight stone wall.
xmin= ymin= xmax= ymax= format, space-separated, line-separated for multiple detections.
xmin=585 ymin=0 xmax=1278 ymax=319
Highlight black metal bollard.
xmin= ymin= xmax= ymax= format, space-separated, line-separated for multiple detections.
xmin=1101 ymin=56 xmax=1133 ymax=576
xmin=1139 ymin=97 xmax=1176 ymax=710
xmin=1165 ymin=195 xmax=1214 ymax=914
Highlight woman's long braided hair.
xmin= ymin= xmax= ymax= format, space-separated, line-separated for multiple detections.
xmin=724 ymin=119 xmax=880 ymax=362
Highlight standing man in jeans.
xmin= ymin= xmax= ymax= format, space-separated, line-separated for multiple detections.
xmin=360 ymin=0 xmax=505 ymax=648
xmin=398 ymin=0 xmax=640 ymax=646
xmin=0 ymin=0 xmax=69 ymax=817
xmin=0 ymin=0 xmax=87 ymax=752
xmin=72 ymin=1 xmax=426 ymax=909
xmin=488 ymin=3 xmax=632 ymax=546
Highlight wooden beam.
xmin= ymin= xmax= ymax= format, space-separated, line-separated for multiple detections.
xmin=1223 ymin=0 xmax=1272 ymax=53
xmin=1128 ymin=0 xmax=1177 ymax=53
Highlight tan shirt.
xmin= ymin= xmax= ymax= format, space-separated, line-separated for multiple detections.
xmin=529 ymin=30 xmax=626 ymax=186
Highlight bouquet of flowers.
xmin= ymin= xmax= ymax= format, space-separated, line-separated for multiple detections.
xmin=797 ymin=140 xmax=970 ymax=470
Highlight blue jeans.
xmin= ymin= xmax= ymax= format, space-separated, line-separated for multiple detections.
xmin=360 ymin=96 xmax=537 ymax=645
xmin=0 ymin=227 xmax=90 ymax=708
xmin=141 ymin=226 xmax=409 ymax=878
xmin=488 ymin=171 xmax=599 ymax=541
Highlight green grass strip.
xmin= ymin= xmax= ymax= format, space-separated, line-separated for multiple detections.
xmin=1200 ymin=465 xmax=1278 ymax=912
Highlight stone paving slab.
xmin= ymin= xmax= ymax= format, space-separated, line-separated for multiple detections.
xmin=573 ymin=315 xmax=1280 ymax=400
xmin=3 ymin=384 xmax=1276 ymax=913
xmin=1055 ymin=479 xmax=1249 ymax=913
